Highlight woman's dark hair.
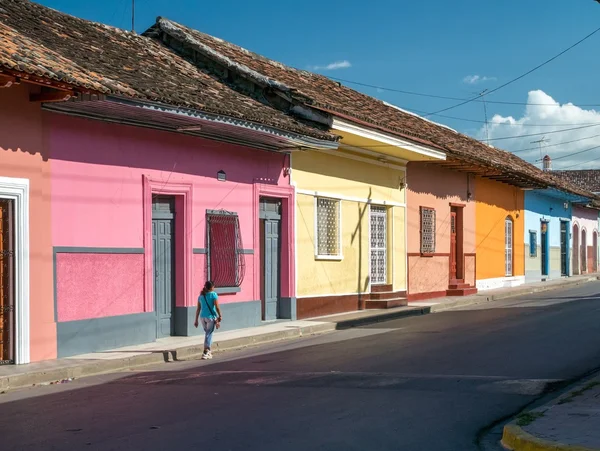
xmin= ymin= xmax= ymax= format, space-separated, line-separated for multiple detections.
xmin=201 ymin=281 xmax=215 ymax=296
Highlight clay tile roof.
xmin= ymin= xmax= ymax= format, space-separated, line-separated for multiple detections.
xmin=553 ymin=170 xmax=600 ymax=193
xmin=149 ymin=18 xmax=600 ymax=199
xmin=0 ymin=0 xmax=335 ymax=141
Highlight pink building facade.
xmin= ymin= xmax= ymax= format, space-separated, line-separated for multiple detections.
xmin=48 ymin=113 xmax=297 ymax=357
xmin=406 ymin=162 xmax=477 ymax=301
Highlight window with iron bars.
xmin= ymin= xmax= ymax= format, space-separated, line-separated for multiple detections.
xmin=316 ymin=197 xmax=341 ymax=258
xmin=206 ymin=210 xmax=245 ymax=288
xmin=420 ymin=207 xmax=436 ymax=254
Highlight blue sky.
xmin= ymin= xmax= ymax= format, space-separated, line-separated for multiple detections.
xmin=38 ymin=0 xmax=600 ymax=169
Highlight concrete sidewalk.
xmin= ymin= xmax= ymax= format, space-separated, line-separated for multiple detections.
xmin=503 ymin=374 xmax=600 ymax=451
xmin=1 ymin=274 xmax=598 ymax=392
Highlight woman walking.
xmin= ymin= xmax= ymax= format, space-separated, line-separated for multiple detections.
xmin=194 ymin=281 xmax=222 ymax=360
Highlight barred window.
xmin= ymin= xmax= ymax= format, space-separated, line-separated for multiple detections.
xmin=420 ymin=207 xmax=436 ymax=254
xmin=206 ymin=210 xmax=246 ymax=288
xmin=316 ymin=197 xmax=341 ymax=258
xmin=529 ymin=230 xmax=537 ymax=257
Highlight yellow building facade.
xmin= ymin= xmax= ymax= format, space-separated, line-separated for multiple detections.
xmin=291 ymin=119 xmax=446 ymax=318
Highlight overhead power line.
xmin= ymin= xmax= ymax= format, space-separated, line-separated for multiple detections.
xmin=560 ymin=154 xmax=600 ymax=169
xmin=512 ymin=132 xmax=600 ymax=153
xmin=424 ymin=24 xmax=600 ymax=117
xmin=328 ymin=76 xmax=600 ymax=108
xmin=551 ymin=143 xmax=600 ymax=161
xmin=404 ymin=105 xmax=600 ymax=127
xmin=486 ymin=124 xmax=600 ymax=142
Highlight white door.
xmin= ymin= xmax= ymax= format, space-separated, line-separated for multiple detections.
xmin=505 ymin=217 xmax=513 ymax=277
xmin=370 ymin=206 xmax=387 ymax=285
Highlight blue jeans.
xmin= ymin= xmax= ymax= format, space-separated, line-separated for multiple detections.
xmin=201 ymin=317 xmax=216 ymax=349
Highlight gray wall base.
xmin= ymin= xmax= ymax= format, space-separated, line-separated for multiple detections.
xmin=525 ymin=269 xmax=565 ymax=284
xmin=175 ymin=300 xmax=262 ymax=336
xmin=279 ymin=297 xmax=297 ymax=320
xmin=57 ymin=312 xmax=156 ymax=358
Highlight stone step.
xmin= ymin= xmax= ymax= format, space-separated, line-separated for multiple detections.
xmin=365 ymin=298 xmax=409 ymax=309
xmin=370 ymin=290 xmax=407 ymax=300
xmin=371 ymin=284 xmax=393 ymax=293
xmin=448 ymin=283 xmax=470 ymax=289
xmin=446 ymin=287 xmax=478 ymax=296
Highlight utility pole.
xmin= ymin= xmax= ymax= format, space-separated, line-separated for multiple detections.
xmin=479 ymin=89 xmax=489 ymax=144
xmin=471 ymin=89 xmax=490 ymax=144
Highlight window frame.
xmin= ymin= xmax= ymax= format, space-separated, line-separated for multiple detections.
xmin=314 ymin=196 xmax=343 ymax=261
xmin=505 ymin=216 xmax=514 ymax=277
xmin=206 ymin=209 xmax=244 ymax=292
xmin=529 ymin=230 xmax=538 ymax=257
xmin=419 ymin=206 xmax=436 ymax=256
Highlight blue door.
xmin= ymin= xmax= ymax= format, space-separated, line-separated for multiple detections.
xmin=541 ymin=221 xmax=549 ymax=276
xmin=560 ymin=221 xmax=569 ymax=276
xmin=152 ymin=197 xmax=175 ymax=338
xmin=259 ymin=199 xmax=281 ymax=321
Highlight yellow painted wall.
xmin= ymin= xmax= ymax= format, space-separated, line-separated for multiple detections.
xmin=292 ymin=150 xmax=406 ymax=296
xmin=475 ymin=177 xmax=525 ymax=281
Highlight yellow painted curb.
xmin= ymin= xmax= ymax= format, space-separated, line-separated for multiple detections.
xmin=502 ymin=423 xmax=600 ymax=451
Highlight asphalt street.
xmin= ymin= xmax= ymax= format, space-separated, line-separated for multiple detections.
xmin=2 ymin=282 xmax=600 ymax=451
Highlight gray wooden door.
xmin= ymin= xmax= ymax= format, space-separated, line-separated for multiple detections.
xmin=260 ymin=199 xmax=281 ymax=321
xmin=152 ymin=197 xmax=175 ymax=338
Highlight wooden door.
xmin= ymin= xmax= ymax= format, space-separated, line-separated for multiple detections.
xmin=450 ymin=212 xmax=457 ymax=280
xmin=0 ymin=199 xmax=15 ymax=364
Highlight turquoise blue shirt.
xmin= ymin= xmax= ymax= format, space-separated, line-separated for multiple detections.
xmin=198 ymin=291 xmax=218 ymax=319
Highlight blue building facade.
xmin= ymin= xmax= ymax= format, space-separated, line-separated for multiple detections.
xmin=524 ymin=190 xmax=573 ymax=283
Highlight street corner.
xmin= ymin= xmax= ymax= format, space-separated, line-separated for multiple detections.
xmin=502 ymin=377 xmax=600 ymax=451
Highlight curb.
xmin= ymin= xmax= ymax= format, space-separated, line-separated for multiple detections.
xmin=1 ymin=277 xmax=597 ymax=392
xmin=431 ymin=276 xmax=599 ymax=312
xmin=0 ymin=308 xmax=430 ymax=392
xmin=502 ymin=423 xmax=599 ymax=451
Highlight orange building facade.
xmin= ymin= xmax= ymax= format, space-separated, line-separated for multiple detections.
xmin=474 ymin=177 xmax=525 ymax=290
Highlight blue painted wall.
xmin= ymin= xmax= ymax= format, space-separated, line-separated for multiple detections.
xmin=524 ymin=191 xmax=571 ymax=282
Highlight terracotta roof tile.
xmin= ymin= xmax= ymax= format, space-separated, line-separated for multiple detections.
xmin=0 ymin=0 xmax=334 ymax=141
xmin=553 ymin=170 xmax=600 ymax=193
xmin=150 ymin=18 xmax=600 ymax=199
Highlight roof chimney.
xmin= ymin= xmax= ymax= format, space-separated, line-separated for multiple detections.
xmin=542 ymin=155 xmax=552 ymax=171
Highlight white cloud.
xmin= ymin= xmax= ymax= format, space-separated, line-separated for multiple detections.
xmin=310 ymin=60 xmax=352 ymax=71
xmin=478 ymin=90 xmax=600 ymax=170
xmin=463 ymin=75 xmax=496 ymax=85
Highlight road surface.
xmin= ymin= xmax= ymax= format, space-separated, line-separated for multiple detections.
xmin=2 ymin=282 xmax=600 ymax=451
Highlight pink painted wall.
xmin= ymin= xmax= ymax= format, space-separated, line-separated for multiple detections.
xmin=0 ymin=84 xmax=56 ymax=361
xmin=406 ymin=163 xmax=476 ymax=295
xmin=56 ymin=253 xmax=144 ymax=321
xmin=48 ymin=113 xmax=288 ymax=317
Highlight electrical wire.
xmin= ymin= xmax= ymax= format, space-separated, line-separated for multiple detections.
xmin=404 ymin=105 xmax=600 ymax=127
xmin=328 ymin=75 xmax=600 ymax=108
xmin=512 ymin=133 xmax=600 ymax=153
xmin=424 ymin=25 xmax=600 ymax=116
xmin=550 ymin=143 xmax=600 ymax=161
xmin=486 ymin=124 xmax=600 ymax=142
xmin=559 ymin=154 xmax=600 ymax=169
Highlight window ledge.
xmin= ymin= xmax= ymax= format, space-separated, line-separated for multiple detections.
xmin=215 ymin=287 xmax=241 ymax=294
xmin=315 ymin=255 xmax=344 ymax=261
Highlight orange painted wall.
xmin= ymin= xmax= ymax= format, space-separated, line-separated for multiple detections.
xmin=475 ymin=177 xmax=524 ymax=281
xmin=0 ymin=83 xmax=56 ymax=361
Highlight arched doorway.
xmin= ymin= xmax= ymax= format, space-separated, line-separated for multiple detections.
xmin=573 ymin=224 xmax=580 ymax=275
xmin=582 ymin=228 xmax=587 ymax=274
xmin=593 ymin=231 xmax=598 ymax=273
